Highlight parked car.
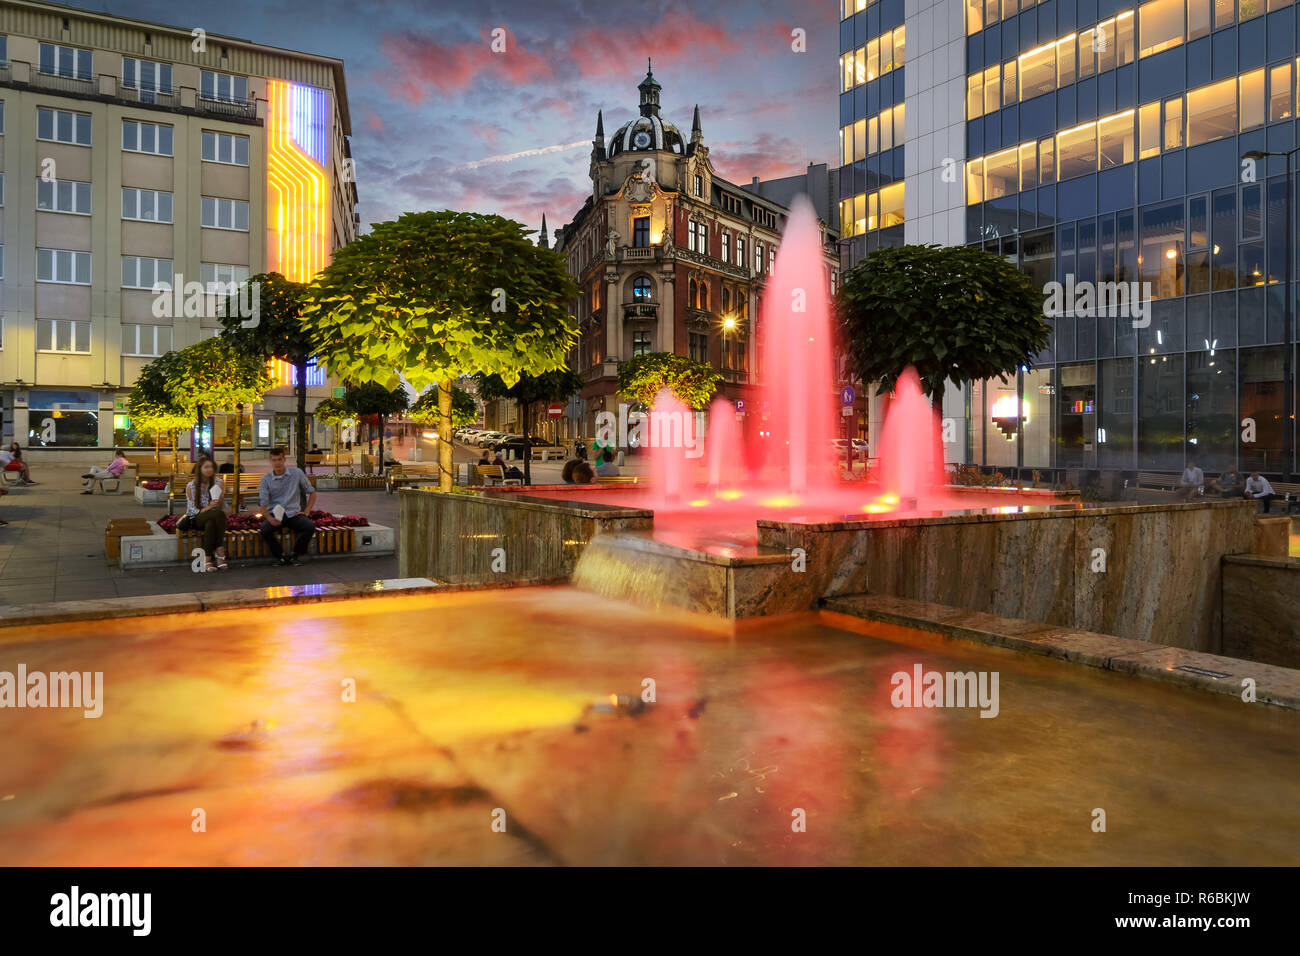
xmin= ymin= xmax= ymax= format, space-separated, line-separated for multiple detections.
xmin=494 ymin=435 xmax=552 ymax=458
xmin=476 ymin=431 xmax=506 ymax=447
xmin=457 ymin=429 xmax=481 ymax=443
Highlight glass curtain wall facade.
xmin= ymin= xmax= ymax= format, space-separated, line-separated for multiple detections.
xmin=839 ymin=0 xmax=1299 ymax=476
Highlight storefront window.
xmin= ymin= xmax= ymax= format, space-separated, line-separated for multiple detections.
xmin=1238 ymin=347 xmax=1285 ymax=472
xmin=1099 ymin=358 xmax=1136 ymax=469
xmin=1185 ymin=349 xmax=1236 ymax=471
xmin=26 ymin=390 xmax=100 ymax=446
xmin=1138 ymin=352 xmax=1185 ymax=470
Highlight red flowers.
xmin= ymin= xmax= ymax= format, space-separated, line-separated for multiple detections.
xmin=159 ymin=510 xmax=369 ymax=533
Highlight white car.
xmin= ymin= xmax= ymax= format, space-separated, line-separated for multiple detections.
xmin=476 ymin=431 xmax=506 ymax=447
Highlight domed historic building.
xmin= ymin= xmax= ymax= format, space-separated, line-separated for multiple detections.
xmin=548 ymin=64 xmax=841 ymax=441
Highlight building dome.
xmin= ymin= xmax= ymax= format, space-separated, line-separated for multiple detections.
xmin=607 ymin=61 xmax=686 ymax=156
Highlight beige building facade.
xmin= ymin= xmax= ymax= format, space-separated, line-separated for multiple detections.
xmin=0 ymin=0 xmax=357 ymax=459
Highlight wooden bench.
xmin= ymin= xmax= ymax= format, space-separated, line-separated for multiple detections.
xmin=595 ymin=475 xmax=640 ymax=484
xmin=386 ymin=463 xmax=439 ymax=493
xmin=304 ymin=453 xmax=351 ymax=473
xmin=475 ymin=464 xmax=522 ymax=487
xmin=1267 ymin=481 xmax=1300 ymax=514
xmin=174 ymin=523 xmax=356 ymax=561
xmin=530 ymin=446 xmax=568 ymax=461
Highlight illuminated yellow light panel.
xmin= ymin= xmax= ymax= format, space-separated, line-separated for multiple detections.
xmin=267 ymin=79 xmax=328 ymax=284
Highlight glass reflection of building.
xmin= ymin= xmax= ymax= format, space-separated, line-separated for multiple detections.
xmin=838 ymin=0 xmax=1297 ymax=476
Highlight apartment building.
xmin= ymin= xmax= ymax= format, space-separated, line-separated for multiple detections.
xmin=556 ymin=66 xmax=840 ymax=442
xmin=838 ymin=0 xmax=1299 ymax=480
xmin=0 ymin=0 xmax=357 ymax=456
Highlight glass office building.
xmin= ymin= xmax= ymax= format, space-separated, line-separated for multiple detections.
xmin=839 ymin=0 xmax=1298 ymax=478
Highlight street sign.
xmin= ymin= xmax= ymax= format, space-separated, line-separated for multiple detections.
xmin=333 ymin=386 xmax=345 ymax=398
xmin=736 ymin=400 xmax=745 ymax=413
xmin=547 ymin=402 xmax=565 ymax=417
xmin=841 ymin=385 xmax=856 ymax=406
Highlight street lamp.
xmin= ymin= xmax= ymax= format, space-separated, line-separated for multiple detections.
xmin=1242 ymin=147 xmax=1300 ymax=481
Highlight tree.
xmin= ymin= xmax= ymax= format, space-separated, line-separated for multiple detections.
xmin=836 ymin=244 xmax=1049 ymax=401
xmin=343 ymin=382 xmax=408 ymax=475
xmin=220 ymin=272 xmax=315 ymax=470
xmin=476 ymin=368 xmax=583 ymax=484
xmin=167 ymin=337 xmax=274 ymax=509
xmin=299 ymin=211 xmax=579 ymax=490
xmin=127 ymin=352 xmax=191 ymax=462
xmin=616 ymin=352 xmax=722 ymax=410
xmin=312 ymin=397 xmax=355 ymax=474
xmin=410 ymin=383 xmax=478 ymax=428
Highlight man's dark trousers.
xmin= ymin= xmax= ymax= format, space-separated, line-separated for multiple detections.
xmin=260 ymin=514 xmax=316 ymax=558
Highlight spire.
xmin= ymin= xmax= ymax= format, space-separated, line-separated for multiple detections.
xmin=591 ymin=109 xmax=607 ymax=161
xmin=638 ymin=60 xmax=661 ymax=118
xmin=691 ymin=104 xmax=702 ymax=144
xmin=539 ymin=213 xmax=549 ymax=249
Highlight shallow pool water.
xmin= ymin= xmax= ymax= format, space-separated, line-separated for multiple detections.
xmin=1 ymin=586 xmax=1296 ymax=865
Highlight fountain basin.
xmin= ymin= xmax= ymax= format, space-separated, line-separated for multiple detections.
xmin=399 ymin=486 xmax=1258 ymax=653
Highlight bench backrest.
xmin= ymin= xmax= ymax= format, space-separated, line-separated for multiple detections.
xmin=476 ymin=464 xmax=504 ymax=478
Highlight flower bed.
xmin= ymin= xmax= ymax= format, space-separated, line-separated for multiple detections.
xmin=142 ymin=479 xmax=167 ymax=491
xmin=157 ymin=510 xmax=369 ymax=534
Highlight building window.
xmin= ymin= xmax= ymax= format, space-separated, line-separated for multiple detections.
xmin=721 ymin=232 xmax=730 ymax=263
xmin=722 ymin=287 xmax=731 ymax=312
xmin=633 ymin=216 xmax=650 ymax=247
xmin=201 ymin=131 xmax=250 ymax=166
xmin=201 ymin=263 xmax=251 ymax=290
xmin=769 ymin=247 xmax=776 ymax=273
xmin=735 ymin=236 xmax=746 ymax=268
xmin=38 ymin=43 xmax=92 ymax=81
xmin=37 ymin=179 xmax=91 ymax=215
xmin=37 ymin=108 xmax=91 ymax=146
xmin=632 ymin=331 xmax=652 ymax=355
xmin=201 ymin=197 xmax=250 ymax=231
xmin=123 ymin=119 xmax=173 ymax=156
xmin=688 ymin=220 xmax=708 ymax=254
xmin=27 ymin=390 xmax=99 ymax=446
xmin=122 ymin=57 xmax=172 ymax=100
xmin=37 ymin=249 xmax=91 ymax=284
xmin=122 ymin=187 xmax=173 ymax=223
xmin=35 ymin=319 xmax=91 ymax=354
xmin=1139 ymin=0 xmax=1186 ymax=58
xmin=1187 ymin=77 xmax=1237 ymax=146
xmin=689 ymin=331 xmax=709 ymax=364
xmin=0 ymin=99 xmax=5 ymax=133
xmin=694 ymin=174 xmax=703 ymax=197
xmin=122 ymin=323 xmax=172 ymax=357
xmin=755 ymin=242 xmax=764 ymax=273
xmin=699 ymin=281 xmax=709 ymax=310
xmin=632 ymin=277 xmax=653 ymax=301
xmin=122 ymin=256 xmax=174 ymax=290
xmin=201 ymin=70 xmax=248 ymax=104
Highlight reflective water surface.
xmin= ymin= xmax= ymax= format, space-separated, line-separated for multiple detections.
xmin=1 ymin=587 xmax=1297 ymax=865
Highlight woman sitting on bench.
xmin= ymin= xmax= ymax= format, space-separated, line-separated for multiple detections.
xmin=81 ymin=450 xmax=128 ymax=493
xmin=178 ymin=458 xmax=228 ymax=571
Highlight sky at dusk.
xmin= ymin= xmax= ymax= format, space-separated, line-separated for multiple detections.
xmin=69 ymin=0 xmax=841 ymax=237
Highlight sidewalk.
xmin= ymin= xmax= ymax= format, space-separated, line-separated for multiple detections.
xmin=0 ymin=466 xmax=400 ymax=606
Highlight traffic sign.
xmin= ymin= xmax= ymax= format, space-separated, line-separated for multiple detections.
xmin=841 ymin=385 xmax=856 ymax=406
xmin=547 ymin=402 xmax=565 ymax=417
xmin=736 ymin=400 xmax=745 ymax=412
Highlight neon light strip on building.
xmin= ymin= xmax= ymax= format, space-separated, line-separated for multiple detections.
xmin=267 ymin=79 xmax=328 ymax=283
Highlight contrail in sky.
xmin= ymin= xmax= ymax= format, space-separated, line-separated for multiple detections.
xmin=449 ymin=140 xmax=589 ymax=171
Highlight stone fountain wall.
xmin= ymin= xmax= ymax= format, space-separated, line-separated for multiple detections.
xmin=398 ymin=488 xmax=652 ymax=584
xmin=756 ymin=499 xmax=1258 ymax=653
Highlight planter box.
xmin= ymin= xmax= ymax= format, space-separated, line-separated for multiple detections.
xmin=134 ymin=485 xmax=168 ymax=506
xmin=314 ymin=476 xmax=340 ymax=490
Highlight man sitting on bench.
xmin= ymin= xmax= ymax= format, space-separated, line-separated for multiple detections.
xmin=258 ymin=447 xmax=316 ymax=566
xmin=82 ymin=450 xmax=128 ymax=494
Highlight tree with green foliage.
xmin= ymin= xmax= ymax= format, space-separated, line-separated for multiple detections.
xmin=410 ymin=383 xmax=478 ymax=429
xmin=312 ymin=396 xmax=355 ymax=474
xmin=343 ymin=381 xmax=409 ymax=476
xmin=167 ymin=337 xmax=274 ymax=508
xmin=126 ymin=352 xmax=191 ymax=461
xmin=299 ymin=211 xmax=579 ymax=490
xmin=836 ymin=244 xmax=1050 ymax=403
xmin=220 ymin=272 xmax=315 ymax=470
xmin=477 ymin=368 xmax=583 ymax=484
xmin=616 ymin=352 xmax=722 ymax=410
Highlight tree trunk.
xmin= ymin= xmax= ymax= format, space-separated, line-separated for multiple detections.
xmin=232 ymin=403 xmax=244 ymax=512
xmin=521 ymin=399 xmax=532 ymax=486
xmin=931 ymin=382 xmax=947 ymax=487
xmin=295 ymin=358 xmax=308 ymax=471
xmin=154 ymin=431 xmax=160 ymax=464
xmin=195 ymin=405 xmax=205 ymax=460
xmin=376 ymin=415 xmax=386 ymax=477
xmin=439 ymin=379 xmax=454 ymax=492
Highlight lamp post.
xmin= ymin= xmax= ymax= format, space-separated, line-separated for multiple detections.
xmin=1242 ymin=147 xmax=1299 ymax=481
